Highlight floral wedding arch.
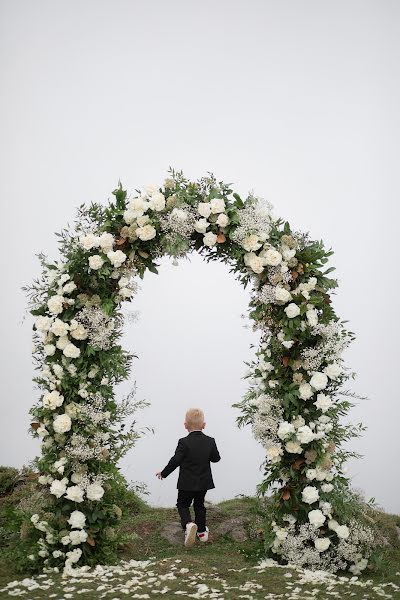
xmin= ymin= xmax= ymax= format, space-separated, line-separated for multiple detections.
xmin=25 ymin=171 xmax=374 ymax=575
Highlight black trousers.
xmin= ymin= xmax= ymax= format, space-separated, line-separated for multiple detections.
xmin=176 ymin=490 xmax=207 ymax=533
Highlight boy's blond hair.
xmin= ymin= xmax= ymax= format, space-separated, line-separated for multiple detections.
xmin=185 ymin=408 xmax=205 ymax=430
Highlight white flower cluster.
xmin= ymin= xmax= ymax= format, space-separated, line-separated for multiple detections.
xmin=74 ymin=306 xmax=115 ymax=350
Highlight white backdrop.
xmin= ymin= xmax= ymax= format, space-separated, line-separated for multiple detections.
xmin=0 ymin=0 xmax=399 ymax=512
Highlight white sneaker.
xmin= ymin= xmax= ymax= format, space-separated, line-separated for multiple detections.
xmin=197 ymin=526 xmax=209 ymax=542
xmin=184 ymin=522 xmax=198 ymax=547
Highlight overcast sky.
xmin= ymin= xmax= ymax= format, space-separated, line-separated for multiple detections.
xmin=0 ymin=0 xmax=399 ymax=513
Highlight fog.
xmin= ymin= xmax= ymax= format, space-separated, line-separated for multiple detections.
xmin=0 ymin=0 xmax=399 ymax=513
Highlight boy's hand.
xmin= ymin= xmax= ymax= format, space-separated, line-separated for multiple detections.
xmin=156 ymin=472 xmax=163 ymax=480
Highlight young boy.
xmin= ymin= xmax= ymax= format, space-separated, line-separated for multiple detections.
xmin=156 ymin=408 xmax=221 ymax=547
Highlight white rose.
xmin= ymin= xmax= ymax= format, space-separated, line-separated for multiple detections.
xmin=324 ymin=363 xmax=342 ymax=380
xmin=50 ymin=319 xmax=69 ymax=337
xmin=136 ymin=225 xmax=156 ymax=241
xmin=266 ymin=444 xmax=283 ymax=463
xmin=306 ymin=469 xmax=317 ymax=481
xmin=149 ymin=192 xmax=165 ymax=211
xmin=296 ymin=425 xmax=315 ymax=445
xmin=136 ymin=215 xmax=149 ymax=227
xmin=50 ymin=478 xmax=68 ymax=498
xmin=64 ymin=486 xmax=85 ymax=503
xmin=42 ymin=390 xmax=64 ymax=410
xmin=107 ymin=250 xmax=127 ymax=267
xmin=197 ymin=202 xmax=212 ymax=218
xmin=242 ymin=234 xmax=262 ymax=252
xmin=98 ymin=232 xmax=115 ymax=253
xmin=244 ymin=252 xmax=265 ymax=274
xmin=88 ymin=255 xmax=104 ymax=270
xmin=56 ymin=335 xmax=69 ymax=350
xmin=69 ymin=529 xmax=88 ymax=545
xmin=53 ymin=413 xmax=72 ymax=434
xmin=314 ymin=394 xmax=332 ymax=412
xmin=71 ymin=471 xmax=83 ymax=484
xmin=70 ymin=324 xmax=88 ymax=340
xmin=194 ymin=219 xmax=209 ymax=234
xmin=123 ymin=209 xmax=136 ymax=224
xmin=306 ymin=309 xmax=319 ymax=327
xmin=321 ymin=483 xmax=334 ymax=493
xmin=299 ymin=383 xmax=313 ymax=400
xmin=216 ymin=213 xmax=229 ymax=227
xmin=203 ymin=232 xmax=218 ymax=247
xmin=310 ymin=372 xmax=328 ymax=391
xmin=285 ymin=441 xmax=302 ymax=454
xmin=63 ymin=342 xmax=81 ymax=358
xmin=210 ymin=198 xmax=225 ymax=214
xmin=35 ymin=316 xmax=52 ymax=332
xmin=44 ymin=344 xmax=56 ymax=356
xmin=63 ymin=282 xmax=77 ymax=294
xmin=86 ymin=483 xmax=105 ymax=501
xmin=328 ymin=519 xmax=339 ymax=531
xmin=171 ymin=208 xmax=188 ymax=221
xmin=275 ymin=287 xmax=292 ymax=304
xmin=47 ymin=295 xmax=64 ymax=315
xmin=264 ymin=248 xmax=282 ymax=266
xmin=277 ymin=421 xmax=295 ymax=440
xmin=308 ymin=509 xmax=326 ymax=527
xmin=336 ymin=525 xmax=350 ymax=539
xmin=302 ymin=486 xmax=320 ymax=504
xmin=79 ymin=233 xmax=100 ymax=250
xmin=315 ymin=537 xmax=331 ymax=552
xmin=128 ymin=196 xmax=148 ymax=217
xmin=284 ymin=303 xmax=300 ymax=319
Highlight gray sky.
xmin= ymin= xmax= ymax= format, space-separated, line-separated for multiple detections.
xmin=0 ymin=0 xmax=399 ymax=513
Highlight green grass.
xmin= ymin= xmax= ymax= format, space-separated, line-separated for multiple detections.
xmin=0 ymin=471 xmax=400 ymax=599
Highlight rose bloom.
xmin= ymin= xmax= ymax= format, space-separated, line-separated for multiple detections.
xmin=306 ymin=308 xmax=318 ymax=326
xmin=216 ymin=213 xmax=229 ymax=227
xmin=194 ymin=219 xmax=209 ymax=234
xmin=285 ymin=440 xmax=302 ymax=454
xmin=203 ymin=232 xmax=218 ymax=247
xmin=86 ymin=483 xmax=105 ymax=501
xmin=284 ymin=303 xmax=300 ymax=319
xmin=98 ymin=232 xmax=115 ymax=253
xmin=42 ymin=390 xmax=64 ymax=410
xmin=35 ymin=316 xmax=52 ymax=332
xmin=50 ymin=478 xmax=68 ymax=498
xmin=277 ymin=421 xmax=295 ymax=440
xmin=89 ymin=255 xmax=104 ymax=270
xmin=314 ymin=393 xmax=332 ymax=412
xmin=47 ymin=295 xmax=64 ymax=315
xmin=198 ymin=202 xmax=212 ymax=218
xmin=242 ymin=234 xmax=262 ymax=252
xmin=263 ymin=248 xmax=282 ymax=266
xmin=336 ymin=524 xmax=350 ymax=539
xmin=310 ymin=372 xmax=328 ymax=390
xmin=244 ymin=252 xmax=265 ymax=274
xmin=302 ymin=486 xmax=320 ymax=504
xmin=275 ymin=286 xmax=292 ymax=303
xmin=79 ymin=233 xmax=99 ymax=250
xmin=63 ymin=342 xmax=81 ymax=358
xmin=50 ymin=319 xmax=69 ymax=337
xmin=315 ymin=537 xmax=331 ymax=552
xmin=44 ymin=344 xmax=56 ymax=356
xmin=149 ymin=192 xmax=165 ymax=211
xmin=65 ymin=486 xmax=85 ymax=503
xmin=299 ymin=382 xmax=313 ymax=400
xmin=266 ymin=444 xmax=283 ymax=463
xmin=53 ymin=413 xmax=72 ymax=434
xmin=296 ymin=425 xmax=315 ymax=444
xmin=210 ymin=198 xmax=225 ymax=214
xmin=69 ymin=529 xmax=88 ymax=545
xmin=308 ymin=509 xmax=326 ymax=527
xmin=324 ymin=362 xmax=342 ymax=380
xmin=107 ymin=250 xmax=127 ymax=267
xmin=136 ymin=224 xmax=156 ymax=241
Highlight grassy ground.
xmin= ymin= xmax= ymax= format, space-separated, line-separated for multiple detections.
xmin=1 ymin=476 xmax=400 ymax=599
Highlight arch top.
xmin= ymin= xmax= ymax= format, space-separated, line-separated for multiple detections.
xmin=26 ymin=169 xmax=372 ymax=575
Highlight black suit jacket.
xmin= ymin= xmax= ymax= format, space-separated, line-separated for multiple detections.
xmin=160 ymin=431 xmax=221 ymax=491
